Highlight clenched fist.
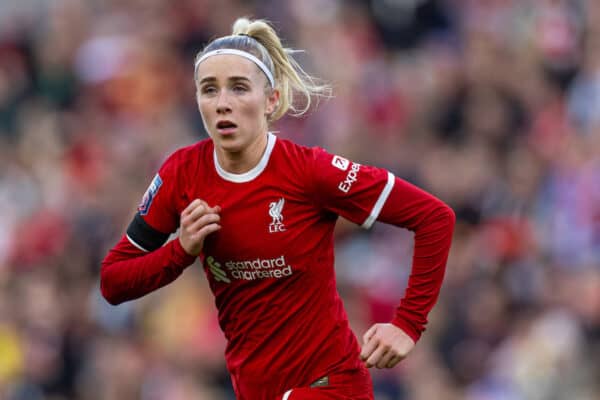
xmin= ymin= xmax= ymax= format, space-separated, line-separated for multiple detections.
xmin=179 ymin=199 xmax=221 ymax=256
xmin=360 ymin=323 xmax=415 ymax=369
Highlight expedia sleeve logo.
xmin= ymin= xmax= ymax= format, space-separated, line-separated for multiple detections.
xmin=338 ymin=162 xmax=360 ymax=193
xmin=331 ymin=155 xmax=350 ymax=171
xmin=330 ymin=155 xmax=360 ymax=193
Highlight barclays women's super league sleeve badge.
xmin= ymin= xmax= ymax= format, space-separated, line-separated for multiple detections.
xmin=138 ymin=174 xmax=163 ymax=215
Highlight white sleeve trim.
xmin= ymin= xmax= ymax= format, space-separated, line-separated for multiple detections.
xmin=361 ymin=171 xmax=395 ymax=229
xmin=126 ymin=234 xmax=149 ymax=252
xmin=282 ymin=390 xmax=293 ymax=400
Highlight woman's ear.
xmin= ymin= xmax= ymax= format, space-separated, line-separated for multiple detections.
xmin=265 ymin=88 xmax=280 ymax=116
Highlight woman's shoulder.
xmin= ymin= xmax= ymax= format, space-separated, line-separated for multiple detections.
xmin=159 ymin=137 xmax=213 ymax=172
xmin=169 ymin=137 xmax=212 ymax=160
xmin=273 ymin=134 xmax=322 ymax=162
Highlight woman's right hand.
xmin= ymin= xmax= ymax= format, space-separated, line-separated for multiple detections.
xmin=179 ymin=199 xmax=221 ymax=256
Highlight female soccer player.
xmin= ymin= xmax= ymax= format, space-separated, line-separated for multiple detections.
xmin=100 ymin=17 xmax=455 ymax=400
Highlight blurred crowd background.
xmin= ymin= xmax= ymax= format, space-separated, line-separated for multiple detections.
xmin=1 ymin=0 xmax=599 ymax=399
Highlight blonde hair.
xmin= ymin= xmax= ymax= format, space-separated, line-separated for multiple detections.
xmin=195 ymin=17 xmax=331 ymax=121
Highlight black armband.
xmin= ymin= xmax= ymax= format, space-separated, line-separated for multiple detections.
xmin=126 ymin=213 xmax=170 ymax=251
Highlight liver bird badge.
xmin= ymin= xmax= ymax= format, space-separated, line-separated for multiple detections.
xmin=269 ymin=198 xmax=286 ymax=233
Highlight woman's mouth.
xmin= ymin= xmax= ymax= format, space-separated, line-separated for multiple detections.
xmin=216 ymin=120 xmax=237 ymax=135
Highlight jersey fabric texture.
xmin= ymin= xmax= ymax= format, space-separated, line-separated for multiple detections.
xmin=101 ymin=133 xmax=456 ymax=400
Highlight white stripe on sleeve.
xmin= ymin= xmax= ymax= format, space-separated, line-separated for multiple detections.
xmin=126 ymin=234 xmax=150 ymax=252
xmin=282 ymin=389 xmax=293 ymax=400
xmin=361 ymin=171 xmax=395 ymax=229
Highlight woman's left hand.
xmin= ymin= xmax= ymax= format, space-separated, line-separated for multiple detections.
xmin=359 ymin=323 xmax=415 ymax=369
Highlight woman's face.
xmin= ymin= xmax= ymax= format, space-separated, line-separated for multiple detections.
xmin=195 ymin=54 xmax=279 ymax=155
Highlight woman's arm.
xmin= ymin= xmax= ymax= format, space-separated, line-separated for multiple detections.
xmin=360 ymin=176 xmax=455 ymax=368
xmin=379 ymin=177 xmax=456 ymax=340
xmin=100 ymin=236 xmax=196 ymax=305
xmin=100 ymin=199 xmax=221 ymax=305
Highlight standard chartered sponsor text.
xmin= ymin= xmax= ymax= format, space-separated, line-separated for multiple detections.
xmin=208 ymin=255 xmax=293 ymax=282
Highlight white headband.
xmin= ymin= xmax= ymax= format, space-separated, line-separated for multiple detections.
xmin=194 ymin=48 xmax=275 ymax=88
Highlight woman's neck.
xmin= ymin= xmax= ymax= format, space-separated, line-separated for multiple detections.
xmin=215 ymin=132 xmax=269 ymax=174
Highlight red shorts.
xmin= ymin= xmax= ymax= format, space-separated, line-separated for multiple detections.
xmin=279 ymin=367 xmax=373 ymax=400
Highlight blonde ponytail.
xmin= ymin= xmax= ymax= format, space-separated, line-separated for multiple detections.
xmin=196 ymin=17 xmax=331 ymax=122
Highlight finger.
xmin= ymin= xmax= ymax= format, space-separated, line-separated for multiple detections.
xmin=360 ymin=336 xmax=379 ymax=362
xmin=386 ymin=355 xmax=403 ymax=369
xmin=199 ymin=199 xmax=217 ymax=214
xmin=188 ymin=202 xmax=222 ymax=222
xmin=187 ymin=213 xmax=221 ymax=235
xmin=182 ymin=199 xmax=203 ymax=216
xmin=186 ymin=203 xmax=208 ymax=222
xmin=376 ymin=349 xmax=396 ymax=369
xmin=192 ymin=223 xmax=221 ymax=240
xmin=182 ymin=211 xmax=204 ymax=230
xmin=182 ymin=199 xmax=215 ymax=219
xmin=363 ymin=324 xmax=378 ymax=344
xmin=365 ymin=344 xmax=388 ymax=369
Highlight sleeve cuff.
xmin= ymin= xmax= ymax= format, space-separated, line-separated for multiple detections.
xmin=170 ymin=239 xmax=197 ymax=269
xmin=391 ymin=315 xmax=422 ymax=343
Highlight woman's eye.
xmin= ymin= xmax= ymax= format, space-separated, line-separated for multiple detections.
xmin=201 ymin=86 xmax=217 ymax=94
xmin=233 ymin=85 xmax=248 ymax=93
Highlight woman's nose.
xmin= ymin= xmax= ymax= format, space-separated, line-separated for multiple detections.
xmin=216 ymin=91 xmax=232 ymax=114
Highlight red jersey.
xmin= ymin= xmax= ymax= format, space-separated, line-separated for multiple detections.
xmin=101 ymin=133 xmax=455 ymax=400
